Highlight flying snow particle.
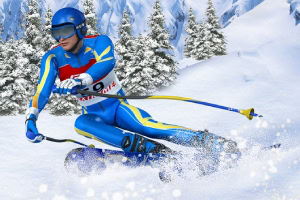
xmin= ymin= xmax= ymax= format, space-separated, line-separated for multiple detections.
xmin=261 ymin=121 xmax=268 ymax=128
xmin=126 ymin=181 xmax=135 ymax=191
xmin=250 ymin=171 xmax=256 ymax=177
xmin=80 ymin=177 xmax=88 ymax=184
xmin=112 ymin=192 xmax=123 ymax=200
xmin=142 ymin=188 xmax=147 ymax=193
xmin=268 ymin=160 xmax=278 ymax=173
xmin=39 ymin=184 xmax=48 ymax=193
xmin=231 ymin=153 xmax=238 ymax=159
xmin=52 ymin=195 xmax=68 ymax=200
xmin=172 ymin=189 xmax=181 ymax=198
xmin=101 ymin=192 xmax=109 ymax=200
xmin=264 ymin=174 xmax=270 ymax=180
xmin=87 ymin=188 xmax=95 ymax=197
xmin=230 ymin=129 xmax=238 ymax=136
xmin=237 ymin=140 xmax=247 ymax=149
xmin=269 ymin=166 xmax=278 ymax=173
xmin=124 ymin=192 xmax=130 ymax=198
xmin=132 ymin=192 xmax=138 ymax=197
xmin=293 ymin=160 xmax=298 ymax=165
xmin=121 ymin=156 xmax=128 ymax=163
xmin=286 ymin=119 xmax=291 ymax=123
xmin=255 ymin=120 xmax=261 ymax=128
xmin=276 ymin=132 xmax=281 ymax=137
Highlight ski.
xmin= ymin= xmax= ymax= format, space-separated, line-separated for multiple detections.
xmin=262 ymin=143 xmax=281 ymax=150
xmin=64 ymin=147 xmax=168 ymax=174
xmin=64 ymin=143 xmax=281 ymax=176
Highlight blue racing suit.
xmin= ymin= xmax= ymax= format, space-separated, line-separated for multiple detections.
xmin=27 ymin=34 xmax=240 ymax=157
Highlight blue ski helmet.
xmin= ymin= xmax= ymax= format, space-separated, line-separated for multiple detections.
xmin=51 ymin=7 xmax=87 ymax=41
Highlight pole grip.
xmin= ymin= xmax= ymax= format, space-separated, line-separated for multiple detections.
xmin=26 ymin=131 xmax=45 ymax=143
xmin=51 ymin=85 xmax=78 ymax=95
xmin=26 ymin=131 xmax=38 ymax=140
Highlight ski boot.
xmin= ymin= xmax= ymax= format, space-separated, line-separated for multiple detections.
xmin=190 ymin=129 xmax=241 ymax=175
xmin=121 ymin=134 xmax=174 ymax=154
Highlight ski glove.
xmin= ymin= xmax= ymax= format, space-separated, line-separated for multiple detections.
xmin=56 ymin=73 xmax=93 ymax=95
xmin=25 ymin=114 xmax=43 ymax=143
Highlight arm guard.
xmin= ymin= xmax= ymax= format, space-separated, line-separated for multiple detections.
xmin=27 ymin=52 xmax=58 ymax=119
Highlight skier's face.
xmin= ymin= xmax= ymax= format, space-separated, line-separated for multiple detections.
xmin=59 ymin=34 xmax=79 ymax=51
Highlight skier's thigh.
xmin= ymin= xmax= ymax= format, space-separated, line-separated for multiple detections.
xmin=74 ymin=114 xmax=125 ymax=148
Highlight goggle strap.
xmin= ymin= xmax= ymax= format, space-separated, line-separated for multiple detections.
xmin=76 ymin=23 xmax=85 ymax=30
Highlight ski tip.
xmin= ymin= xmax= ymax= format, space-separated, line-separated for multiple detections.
xmin=263 ymin=143 xmax=281 ymax=150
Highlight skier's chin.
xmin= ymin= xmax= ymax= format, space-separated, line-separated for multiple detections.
xmin=61 ymin=44 xmax=72 ymax=51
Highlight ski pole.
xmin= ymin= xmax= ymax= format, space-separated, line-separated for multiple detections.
xmin=26 ymin=131 xmax=95 ymax=148
xmin=43 ymin=135 xmax=95 ymax=148
xmin=52 ymin=85 xmax=263 ymax=120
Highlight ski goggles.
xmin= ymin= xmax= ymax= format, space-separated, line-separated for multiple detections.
xmin=51 ymin=25 xmax=77 ymax=41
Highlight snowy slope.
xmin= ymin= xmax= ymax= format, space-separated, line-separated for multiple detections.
xmin=1 ymin=0 xmax=300 ymax=199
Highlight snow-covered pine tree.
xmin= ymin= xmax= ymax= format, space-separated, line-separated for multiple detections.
xmin=41 ymin=5 xmax=56 ymax=52
xmin=184 ymin=7 xmax=198 ymax=58
xmin=0 ymin=40 xmax=19 ymax=115
xmin=83 ymin=0 xmax=98 ymax=35
xmin=191 ymin=20 xmax=214 ymax=60
xmin=121 ymin=34 xmax=158 ymax=95
xmin=147 ymin=0 xmax=177 ymax=89
xmin=205 ymin=0 xmax=226 ymax=56
xmin=24 ymin=0 xmax=44 ymax=51
xmin=115 ymin=8 xmax=138 ymax=94
xmin=23 ymin=0 xmax=44 ymax=97
xmin=0 ymin=39 xmax=34 ymax=115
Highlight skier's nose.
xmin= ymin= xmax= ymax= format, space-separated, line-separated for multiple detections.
xmin=59 ymin=37 xmax=65 ymax=42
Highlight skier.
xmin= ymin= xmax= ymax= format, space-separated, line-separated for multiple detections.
xmin=25 ymin=7 xmax=240 ymax=160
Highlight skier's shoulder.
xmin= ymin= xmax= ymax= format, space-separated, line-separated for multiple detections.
xmin=44 ymin=43 xmax=64 ymax=57
xmin=84 ymin=34 xmax=114 ymax=49
xmin=40 ymin=44 xmax=64 ymax=67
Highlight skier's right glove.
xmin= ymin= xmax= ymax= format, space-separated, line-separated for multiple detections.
xmin=25 ymin=114 xmax=43 ymax=143
xmin=56 ymin=73 xmax=93 ymax=95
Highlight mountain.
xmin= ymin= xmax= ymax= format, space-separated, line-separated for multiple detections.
xmin=290 ymin=0 xmax=300 ymax=25
xmin=0 ymin=0 xmax=298 ymax=60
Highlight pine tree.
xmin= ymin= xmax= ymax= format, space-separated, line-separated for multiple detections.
xmin=23 ymin=0 xmax=44 ymax=89
xmin=24 ymin=0 xmax=44 ymax=51
xmin=184 ymin=7 xmax=198 ymax=58
xmin=192 ymin=21 xmax=214 ymax=60
xmin=83 ymin=0 xmax=98 ymax=35
xmin=41 ymin=5 xmax=56 ymax=52
xmin=147 ymin=0 xmax=177 ymax=89
xmin=0 ymin=40 xmax=18 ymax=115
xmin=115 ymin=8 xmax=137 ymax=94
xmin=121 ymin=34 xmax=158 ymax=95
xmin=0 ymin=39 xmax=35 ymax=115
xmin=205 ymin=0 xmax=226 ymax=56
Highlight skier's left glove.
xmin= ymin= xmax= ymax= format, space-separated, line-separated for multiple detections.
xmin=56 ymin=73 xmax=93 ymax=95
xmin=25 ymin=108 xmax=43 ymax=143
